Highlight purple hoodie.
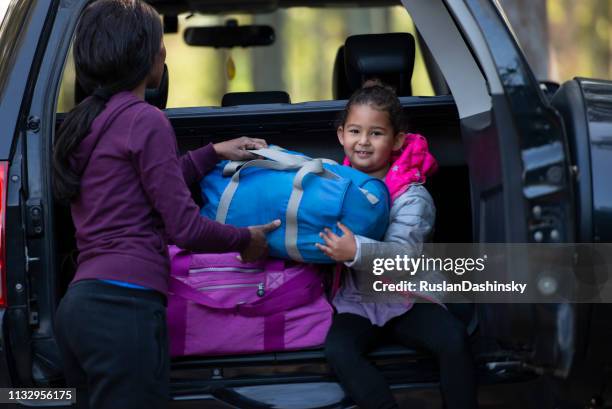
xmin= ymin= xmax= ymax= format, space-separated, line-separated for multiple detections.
xmin=69 ymin=91 xmax=250 ymax=295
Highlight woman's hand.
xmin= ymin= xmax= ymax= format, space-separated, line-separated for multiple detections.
xmin=316 ymin=222 xmax=357 ymax=262
xmin=239 ymin=219 xmax=281 ymax=262
xmin=213 ymin=137 xmax=268 ymax=161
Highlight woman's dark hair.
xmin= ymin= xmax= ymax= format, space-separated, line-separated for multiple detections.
xmin=53 ymin=0 xmax=163 ymax=202
xmin=338 ymin=82 xmax=405 ymax=134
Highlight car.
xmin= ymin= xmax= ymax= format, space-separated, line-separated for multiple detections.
xmin=1 ymin=0 xmax=612 ymax=407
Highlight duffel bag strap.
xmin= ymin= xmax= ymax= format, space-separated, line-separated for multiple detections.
xmin=249 ymin=147 xmax=338 ymax=167
xmin=284 ymin=159 xmax=336 ymax=261
xmin=239 ymin=277 xmax=323 ymax=317
xmin=222 ymin=160 xmax=249 ymax=176
xmin=222 ymin=147 xmax=338 ymax=177
xmin=222 ymin=147 xmax=319 ymax=177
xmin=249 ymin=147 xmax=312 ymax=167
xmin=216 ymin=159 xmax=304 ymax=223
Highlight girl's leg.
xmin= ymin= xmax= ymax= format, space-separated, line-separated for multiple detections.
xmin=55 ymin=280 xmax=169 ymax=409
xmin=324 ymin=313 xmax=397 ymax=409
xmin=388 ymin=303 xmax=478 ymax=409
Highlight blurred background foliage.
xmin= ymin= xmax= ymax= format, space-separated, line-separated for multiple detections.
xmin=56 ymin=1 xmax=612 ymax=111
xmin=548 ymin=0 xmax=612 ymax=83
xmin=160 ymin=6 xmax=431 ymax=107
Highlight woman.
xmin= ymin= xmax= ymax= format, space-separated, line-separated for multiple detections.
xmin=52 ymin=1 xmax=279 ymax=408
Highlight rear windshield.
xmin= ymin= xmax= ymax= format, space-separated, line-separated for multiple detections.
xmin=163 ymin=6 xmax=433 ymax=107
xmin=58 ymin=5 xmax=434 ymax=111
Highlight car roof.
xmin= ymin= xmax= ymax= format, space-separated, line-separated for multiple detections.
xmin=148 ymin=0 xmax=400 ymax=15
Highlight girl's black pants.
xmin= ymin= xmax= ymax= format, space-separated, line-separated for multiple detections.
xmin=324 ymin=303 xmax=478 ymax=409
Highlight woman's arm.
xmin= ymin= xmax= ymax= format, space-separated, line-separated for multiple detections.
xmin=180 ymin=137 xmax=268 ymax=187
xmin=128 ymin=106 xmax=251 ymax=253
xmin=179 ymin=144 xmax=219 ymax=187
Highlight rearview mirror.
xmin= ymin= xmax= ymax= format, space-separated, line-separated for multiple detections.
xmin=184 ymin=19 xmax=275 ymax=48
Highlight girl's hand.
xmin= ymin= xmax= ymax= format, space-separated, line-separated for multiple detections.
xmin=214 ymin=137 xmax=268 ymax=161
xmin=316 ymin=222 xmax=357 ymax=262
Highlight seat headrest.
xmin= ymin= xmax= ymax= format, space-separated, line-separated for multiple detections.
xmin=221 ymin=91 xmax=291 ymax=107
xmin=74 ymin=63 xmax=169 ymax=110
xmin=344 ymin=33 xmax=416 ymax=97
xmin=145 ymin=64 xmax=169 ymax=110
xmin=332 ymin=46 xmax=351 ymax=100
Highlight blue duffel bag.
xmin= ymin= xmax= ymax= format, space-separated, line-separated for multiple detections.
xmin=200 ymin=147 xmax=390 ymax=263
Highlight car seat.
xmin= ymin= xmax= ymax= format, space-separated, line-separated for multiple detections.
xmin=343 ymin=32 xmax=416 ymax=97
xmin=74 ymin=63 xmax=169 ymax=110
xmin=332 ymin=45 xmax=352 ymax=100
xmin=221 ymin=91 xmax=291 ymax=107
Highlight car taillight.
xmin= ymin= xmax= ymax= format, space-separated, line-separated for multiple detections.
xmin=0 ymin=162 xmax=7 ymax=307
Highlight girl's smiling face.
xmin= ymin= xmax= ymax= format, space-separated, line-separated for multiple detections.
xmin=337 ymin=103 xmax=404 ymax=178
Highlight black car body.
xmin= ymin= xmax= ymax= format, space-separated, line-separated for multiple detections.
xmin=1 ymin=0 xmax=612 ymax=407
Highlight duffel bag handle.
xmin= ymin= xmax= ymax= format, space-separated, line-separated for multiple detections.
xmin=222 ymin=147 xmax=337 ymax=177
xmin=249 ymin=147 xmax=313 ymax=167
xmin=249 ymin=147 xmax=339 ymax=168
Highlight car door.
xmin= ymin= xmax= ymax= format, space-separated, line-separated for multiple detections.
xmin=402 ymin=0 xmax=577 ymax=377
xmin=0 ymin=0 xmax=59 ymax=387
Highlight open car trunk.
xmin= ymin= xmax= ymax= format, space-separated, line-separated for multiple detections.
xmin=167 ymin=95 xmax=472 ymax=245
xmin=8 ymin=0 xmax=608 ymax=406
xmin=24 ymin=1 xmax=577 ymax=405
xmin=51 ymin=96 xmax=533 ymax=406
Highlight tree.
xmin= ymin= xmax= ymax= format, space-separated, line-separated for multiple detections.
xmin=252 ymin=12 xmax=286 ymax=92
xmin=499 ymin=0 xmax=550 ymax=80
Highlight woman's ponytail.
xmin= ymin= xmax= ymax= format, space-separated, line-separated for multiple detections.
xmin=53 ymin=96 xmax=108 ymax=202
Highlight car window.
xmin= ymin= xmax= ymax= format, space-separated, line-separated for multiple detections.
xmin=57 ymin=6 xmax=434 ymax=111
xmin=0 ymin=2 xmax=9 ymax=22
xmin=0 ymin=0 xmax=33 ymax=99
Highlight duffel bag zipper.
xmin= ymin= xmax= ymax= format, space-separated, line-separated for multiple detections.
xmin=189 ymin=267 xmax=263 ymax=274
xmin=198 ymin=282 xmax=266 ymax=297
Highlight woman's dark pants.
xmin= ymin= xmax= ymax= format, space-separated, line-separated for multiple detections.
xmin=55 ymin=280 xmax=169 ymax=409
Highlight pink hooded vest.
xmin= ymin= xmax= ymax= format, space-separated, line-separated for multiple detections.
xmin=343 ymin=133 xmax=438 ymax=199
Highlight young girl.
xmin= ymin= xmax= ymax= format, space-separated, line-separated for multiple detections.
xmin=317 ymin=84 xmax=478 ymax=409
xmin=52 ymin=1 xmax=278 ymax=408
